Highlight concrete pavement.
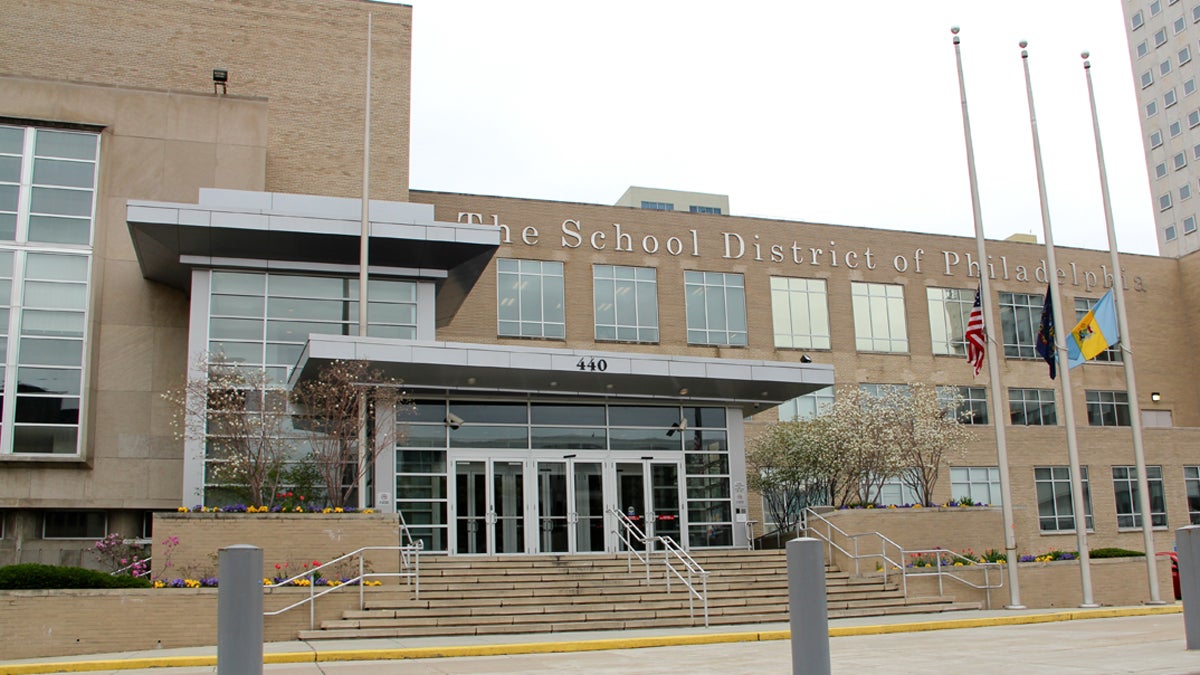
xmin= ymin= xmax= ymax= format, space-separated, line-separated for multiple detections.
xmin=0 ymin=605 xmax=1194 ymax=674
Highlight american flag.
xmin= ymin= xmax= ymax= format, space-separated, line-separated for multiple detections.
xmin=965 ymin=285 xmax=985 ymax=377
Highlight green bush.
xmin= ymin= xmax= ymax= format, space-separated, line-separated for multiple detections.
xmin=1089 ymin=547 xmax=1146 ymax=559
xmin=0 ymin=563 xmax=152 ymax=590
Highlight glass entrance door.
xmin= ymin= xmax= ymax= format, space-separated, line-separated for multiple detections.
xmin=615 ymin=460 xmax=683 ymax=550
xmin=454 ymin=459 xmax=527 ymax=554
xmin=537 ymin=459 xmax=604 ymax=553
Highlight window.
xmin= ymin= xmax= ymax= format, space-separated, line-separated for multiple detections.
xmin=859 ymin=383 xmax=911 ymax=400
xmin=1161 ymin=192 xmax=1174 ymax=210
xmin=938 ymin=385 xmax=988 ymax=425
xmin=209 ymin=271 xmax=419 ymax=381
xmin=927 ymin=287 xmax=976 ymax=356
xmin=1142 ymin=70 xmax=1156 ymax=88
xmin=877 ymin=476 xmax=920 ymax=507
xmin=497 ymin=259 xmax=565 ymax=339
xmin=1156 ymin=162 xmax=1169 ymax=179
xmin=1195 ymin=4 xmax=1200 ymax=21
xmin=640 ymin=201 xmax=673 ymax=211
xmin=1175 ymin=15 xmax=1187 ymax=33
xmin=684 ymin=271 xmax=747 ymax=346
xmin=1171 ymin=119 xmax=1183 ymax=136
xmin=1151 ymin=0 xmax=1163 ymax=16
xmin=1073 ymin=298 xmax=1122 ymax=362
xmin=1162 ymin=60 xmax=1174 ymax=77
xmin=1113 ymin=466 xmax=1167 ymax=528
xmin=998 ymin=291 xmax=1043 ymax=359
xmin=1086 ymin=390 xmax=1131 ymax=426
xmin=1035 ymin=466 xmax=1093 ymax=532
xmin=1190 ymin=110 xmax=1200 ymax=127
xmin=593 ymin=265 xmax=659 ymax=343
xmin=1187 ymin=215 xmax=1199 ymax=232
xmin=1182 ymin=46 xmax=1193 ymax=64
xmin=43 ymin=510 xmax=106 ymax=539
xmin=950 ymin=467 xmax=1002 ymax=506
xmin=0 ymin=125 xmax=99 ymax=456
xmin=1182 ymin=184 xmax=1193 ymax=201
xmin=778 ymin=386 xmax=834 ymax=421
xmin=1166 ymin=224 xmax=1178 ymax=240
xmin=1138 ymin=40 xmax=1150 ymax=58
xmin=1156 ymin=27 xmax=1169 ymax=46
xmin=1009 ymin=388 xmax=1056 ymax=426
xmin=1193 ymin=143 xmax=1200 ymax=159
xmin=1132 ymin=9 xmax=1145 ymax=28
xmin=1185 ymin=467 xmax=1200 ymax=524
xmin=1177 ymin=150 xmax=1189 ymax=169
xmin=1165 ymin=88 xmax=1178 ymax=107
xmin=688 ymin=205 xmax=721 ymax=215
xmin=1147 ymin=100 xmax=1159 ymax=118
xmin=851 ymin=282 xmax=908 ymax=352
xmin=770 ymin=277 xmax=830 ymax=349
xmin=1151 ymin=130 xmax=1164 ymax=148
xmin=1187 ymin=78 xmax=1197 ymax=95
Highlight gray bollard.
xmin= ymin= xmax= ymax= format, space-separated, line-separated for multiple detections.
xmin=1178 ymin=526 xmax=1200 ymax=650
xmin=218 ymin=544 xmax=264 ymax=674
xmin=788 ymin=537 xmax=831 ymax=675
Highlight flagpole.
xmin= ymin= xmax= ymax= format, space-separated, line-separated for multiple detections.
xmin=952 ymin=27 xmax=1022 ymax=608
xmin=1021 ymin=42 xmax=1096 ymax=607
xmin=356 ymin=12 xmax=373 ymax=511
xmin=1081 ymin=52 xmax=1163 ymax=604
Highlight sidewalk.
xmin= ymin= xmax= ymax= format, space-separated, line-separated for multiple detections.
xmin=0 ymin=605 xmax=1192 ymax=674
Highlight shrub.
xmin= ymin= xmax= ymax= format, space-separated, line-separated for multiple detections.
xmin=0 ymin=563 xmax=153 ymax=590
xmin=1089 ymin=547 xmax=1146 ymax=559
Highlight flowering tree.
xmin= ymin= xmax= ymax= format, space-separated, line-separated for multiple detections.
xmin=746 ymin=419 xmax=837 ymax=544
xmin=290 ymin=360 xmax=404 ymax=509
xmin=163 ymin=354 xmax=294 ymax=508
xmin=894 ymin=384 xmax=972 ymax=506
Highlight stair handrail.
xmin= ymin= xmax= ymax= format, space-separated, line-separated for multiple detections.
xmin=263 ymin=543 xmax=421 ymax=630
xmin=802 ymin=507 xmax=906 ymax=592
xmin=608 ymin=506 xmax=653 ymax=581
xmin=656 ymin=535 xmax=710 ymax=627
xmin=903 ymin=547 xmax=1005 ymax=608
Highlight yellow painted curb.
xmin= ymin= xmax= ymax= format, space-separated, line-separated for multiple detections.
xmin=0 ymin=605 xmax=1182 ymax=675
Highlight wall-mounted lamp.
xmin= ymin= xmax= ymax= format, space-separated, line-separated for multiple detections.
xmin=212 ymin=68 xmax=228 ymax=95
xmin=444 ymin=413 xmax=464 ymax=430
xmin=1151 ymin=392 xmax=1162 ymax=402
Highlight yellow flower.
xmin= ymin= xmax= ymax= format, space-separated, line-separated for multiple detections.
xmin=294 ymin=506 xmax=304 ymax=513
xmin=363 ymin=509 xmax=374 ymax=514
xmin=153 ymin=580 xmax=165 ymax=588
xmin=176 ymin=506 xmax=189 ymax=512
xmin=262 ymin=578 xmax=272 ymax=585
xmin=886 ymin=504 xmax=897 ymax=509
xmin=334 ymin=507 xmax=344 ymax=513
xmin=322 ymin=507 xmax=333 ymax=514
xmin=913 ymin=504 xmax=923 ymax=509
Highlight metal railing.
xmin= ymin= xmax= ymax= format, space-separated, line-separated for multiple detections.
xmin=263 ymin=543 xmax=422 ymax=629
xmin=800 ymin=506 xmax=1003 ymax=603
xmin=608 ymin=507 xmax=709 ymax=626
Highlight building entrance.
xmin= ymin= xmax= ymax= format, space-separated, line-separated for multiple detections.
xmin=448 ymin=454 xmax=685 ymax=554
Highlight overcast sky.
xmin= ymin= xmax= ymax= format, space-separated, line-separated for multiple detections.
xmin=406 ymin=1 xmax=1158 ymax=255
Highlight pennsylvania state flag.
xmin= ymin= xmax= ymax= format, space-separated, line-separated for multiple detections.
xmin=1067 ymin=289 xmax=1119 ymax=368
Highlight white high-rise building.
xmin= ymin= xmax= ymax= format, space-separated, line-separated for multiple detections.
xmin=1122 ymin=0 xmax=1200 ymax=256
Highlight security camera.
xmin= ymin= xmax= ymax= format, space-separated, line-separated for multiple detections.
xmin=800 ymin=355 xmax=812 ymax=363
xmin=445 ymin=413 xmax=464 ymax=430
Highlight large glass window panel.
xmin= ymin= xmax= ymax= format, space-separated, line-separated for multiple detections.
xmin=1086 ymin=390 xmax=1131 ymax=427
xmin=851 ymin=282 xmax=907 ymax=352
xmin=610 ymin=428 xmax=681 ymax=451
xmin=35 ymin=130 xmax=97 ymax=160
xmin=999 ymin=292 xmax=1043 ymax=359
xmin=19 ymin=337 xmax=82 ymax=366
xmin=593 ymin=264 xmax=659 ymax=343
xmin=27 ymin=216 xmax=91 ymax=244
xmin=1009 ymin=388 xmax=1056 ymax=426
xmin=496 ymin=259 xmax=565 ymax=339
xmin=1035 ymin=466 xmax=1093 ymax=532
xmin=927 ymin=287 xmax=974 ymax=356
xmin=17 ymin=367 xmax=80 ymax=395
xmin=21 ymin=310 xmax=83 ymax=337
xmin=29 ymin=187 xmax=92 ymax=218
xmin=1112 ymin=465 xmax=1167 ymax=528
xmin=684 ymin=270 xmax=747 ymax=346
xmin=770 ymin=277 xmax=830 ymax=350
xmin=32 ymin=159 xmax=95 ymax=188
xmin=12 ymin=425 xmax=78 ymax=454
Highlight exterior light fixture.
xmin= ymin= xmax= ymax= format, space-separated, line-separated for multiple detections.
xmin=800 ymin=355 xmax=812 ymax=363
xmin=1151 ymin=392 xmax=1162 ymax=402
xmin=212 ymin=68 xmax=228 ymax=94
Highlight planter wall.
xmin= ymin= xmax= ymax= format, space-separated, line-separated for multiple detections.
xmin=151 ymin=512 xmax=402 ymax=580
xmin=0 ymin=587 xmax=361 ymax=661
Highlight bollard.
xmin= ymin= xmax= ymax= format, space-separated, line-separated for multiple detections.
xmin=1178 ymin=526 xmax=1200 ymax=650
xmin=218 ymin=544 xmax=264 ymax=674
xmin=788 ymin=537 xmax=831 ymax=675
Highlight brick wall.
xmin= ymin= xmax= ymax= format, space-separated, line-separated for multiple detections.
xmin=0 ymin=587 xmax=360 ymax=660
xmin=151 ymin=513 xmax=402 ymax=580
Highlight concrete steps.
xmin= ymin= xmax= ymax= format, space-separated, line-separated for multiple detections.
xmin=297 ymin=549 xmax=980 ymax=641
